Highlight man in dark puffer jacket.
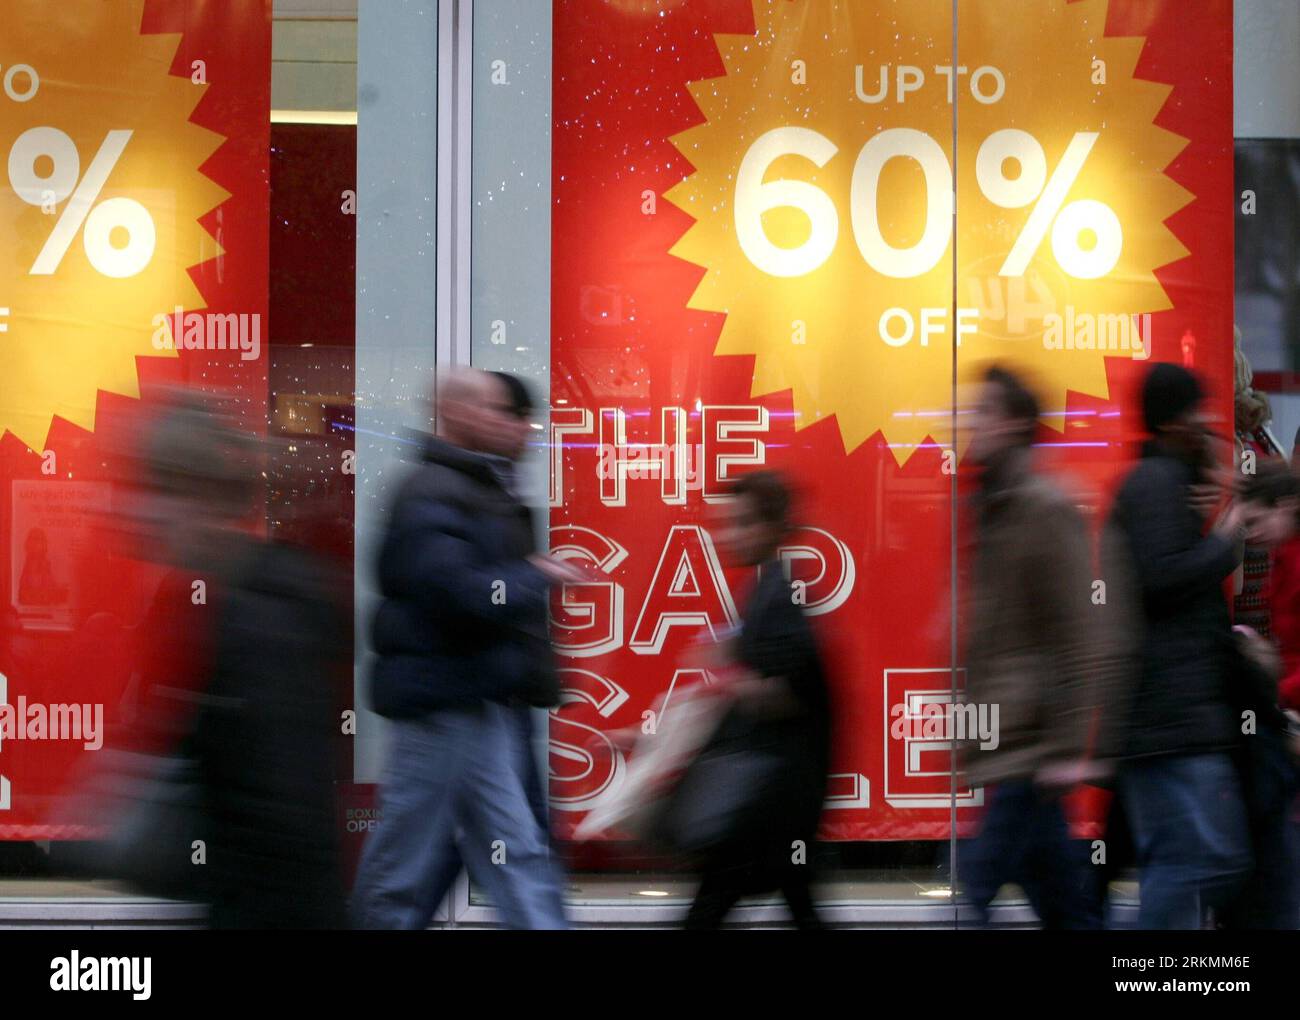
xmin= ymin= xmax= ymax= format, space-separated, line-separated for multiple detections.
xmin=351 ymin=368 xmax=580 ymax=929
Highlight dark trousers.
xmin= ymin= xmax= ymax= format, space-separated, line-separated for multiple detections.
xmin=1122 ymin=752 xmax=1252 ymax=929
xmin=1221 ymin=728 xmax=1299 ymax=929
xmin=685 ymin=847 xmax=823 ymax=930
xmin=962 ymin=779 xmax=1093 ymax=929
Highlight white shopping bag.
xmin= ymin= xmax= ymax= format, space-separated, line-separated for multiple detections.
xmin=572 ymin=676 xmax=732 ymax=841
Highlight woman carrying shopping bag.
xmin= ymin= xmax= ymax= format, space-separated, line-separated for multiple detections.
xmin=661 ymin=471 xmax=833 ymax=929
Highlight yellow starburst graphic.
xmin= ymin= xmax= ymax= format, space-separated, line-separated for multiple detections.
xmin=666 ymin=0 xmax=1191 ymax=461
xmin=1 ymin=0 xmax=228 ymax=450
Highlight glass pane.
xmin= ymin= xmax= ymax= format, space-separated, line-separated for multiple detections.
xmin=954 ymin=0 xmax=1241 ymax=929
xmin=0 ymin=1 xmax=362 ymax=920
xmin=351 ymin=0 xmax=435 ymax=902
xmin=467 ymin=0 xmax=555 ymax=910
xmin=466 ymin=0 xmax=963 ymax=921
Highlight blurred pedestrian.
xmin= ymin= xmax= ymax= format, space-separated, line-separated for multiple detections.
xmin=665 ymin=470 xmax=832 ymax=929
xmin=1108 ymin=362 xmax=1252 ymax=929
xmin=110 ymin=390 xmax=349 ymax=928
xmin=1226 ymin=460 xmax=1300 ymax=928
xmin=1231 ymin=330 xmax=1280 ymax=637
xmin=351 ymin=368 xmax=580 ymax=930
xmin=1242 ymin=462 xmax=1300 ymax=719
xmin=959 ymin=365 xmax=1106 ymax=929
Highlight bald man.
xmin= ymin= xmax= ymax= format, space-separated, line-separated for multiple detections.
xmin=352 ymin=368 xmax=580 ymax=929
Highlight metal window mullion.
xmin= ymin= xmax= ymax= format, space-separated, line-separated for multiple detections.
xmin=452 ymin=0 xmax=474 ymax=369
xmin=442 ymin=0 xmax=475 ymax=925
xmin=435 ymin=0 xmax=456 ymax=382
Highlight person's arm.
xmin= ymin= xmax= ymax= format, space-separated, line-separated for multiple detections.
xmin=379 ymin=491 xmax=551 ymax=632
xmin=1119 ymin=467 xmax=1240 ymax=602
xmin=1031 ymin=500 xmax=1105 ymax=778
xmin=1085 ymin=519 xmax=1142 ymax=771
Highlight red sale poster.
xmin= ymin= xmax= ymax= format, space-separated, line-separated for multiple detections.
xmin=0 ymin=0 xmax=270 ymax=836
xmin=549 ymin=0 xmax=1232 ymax=840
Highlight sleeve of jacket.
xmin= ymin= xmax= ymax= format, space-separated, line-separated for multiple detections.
xmin=1117 ymin=465 xmax=1239 ymax=602
xmin=379 ymin=487 xmax=550 ymax=633
xmin=740 ymin=577 xmax=823 ymax=711
xmin=1031 ymin=495 xmax=1106 ymax=765
xmin=1089 ymin=518 xmax=1142 ymax=764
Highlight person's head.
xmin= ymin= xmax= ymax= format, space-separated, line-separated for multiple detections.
xmin=436 ymin=368 xmax=489 ymax=450
xmin=110 ymin=388 xmax=260 ymax=567
xmin=487 ymin=371 xmax=537 ymax=462
xmin=1234 ymin=326 xmax=1271 ymax=435
xmin=1142 ymin=362 xmax=1211 ymax=464
xmin=1239 ymin=459 xmax=1300 ymax=549
xmin=715 ymin=470 xmax=793 ymax=567
xmin=437 ymin=368 xmax=533 ymax=460
xmin=967 ymin=364 xmax=1040 ymax=467
xmin=143 ymin=391 xmax=258 ymax=517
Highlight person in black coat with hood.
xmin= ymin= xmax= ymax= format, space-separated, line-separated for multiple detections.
xmin=1108 ymin=362 xmax=1253 ymax=928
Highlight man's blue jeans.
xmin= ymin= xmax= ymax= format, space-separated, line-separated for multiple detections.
xmin=961 ymin=779 xmax=1094 ymax=928
xmin=1121 ymin=752 xmax=1252 ymax=929
xmin=350 ymin=702 xmax=568 ymax=929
